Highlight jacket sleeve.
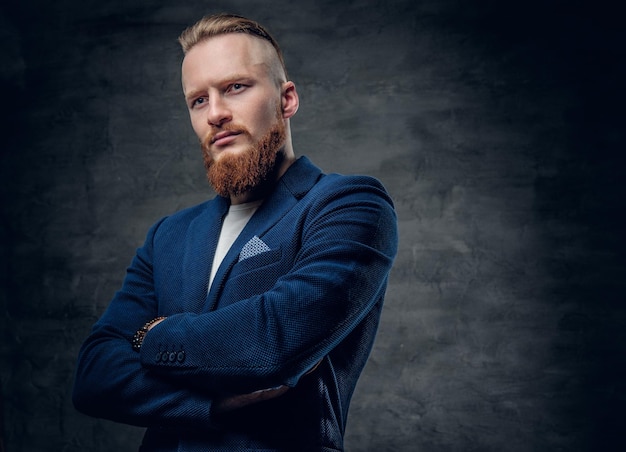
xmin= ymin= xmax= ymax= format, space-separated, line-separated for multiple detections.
xmin=139 ymin=177 xmax=398 ymax=395
xmin=72 ymin=219 xmax=218 ymax=429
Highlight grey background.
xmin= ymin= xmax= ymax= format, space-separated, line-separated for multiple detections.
xmin=1 ymin=0 xmax=624 ymax=451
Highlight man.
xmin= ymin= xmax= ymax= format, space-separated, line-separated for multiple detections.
xmin=73 ymin=13 xmax=398 ymax=451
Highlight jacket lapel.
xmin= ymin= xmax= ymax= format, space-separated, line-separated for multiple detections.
xmin=182 ymin=195 xmax=229 ymax=314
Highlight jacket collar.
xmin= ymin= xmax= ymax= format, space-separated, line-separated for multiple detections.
xmin=279 ymin=155 xmax=323 ymax=199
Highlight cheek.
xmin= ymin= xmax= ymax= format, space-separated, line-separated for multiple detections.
xmin=251 ymin=100 xmax=280 ymax=132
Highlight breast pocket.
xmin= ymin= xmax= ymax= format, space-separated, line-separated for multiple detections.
xmin=233 ymin=246 xmax=283 ymax=276
xmin=220 ymin=247 xmax=287 ymax=304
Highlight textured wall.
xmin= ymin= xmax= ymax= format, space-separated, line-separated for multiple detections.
xmin=1 ymin=0 xmax=624 ymax=451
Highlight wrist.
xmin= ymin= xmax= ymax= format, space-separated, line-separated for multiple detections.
xmin=132 ymin=317 xmax=166 ymax=352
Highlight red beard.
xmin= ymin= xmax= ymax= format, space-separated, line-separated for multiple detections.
xmin=201 ymin=117 xmax=286 ymax=198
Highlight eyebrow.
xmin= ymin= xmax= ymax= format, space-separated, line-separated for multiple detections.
xmin=184 ymin=73 xmax=256 ymax=101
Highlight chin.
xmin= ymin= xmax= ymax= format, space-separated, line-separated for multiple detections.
xmin=214 ymin=144 xmax=249 ymax=160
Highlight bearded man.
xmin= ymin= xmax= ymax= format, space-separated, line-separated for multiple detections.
xmin=73 ymin=13 xmax=398 ymax=452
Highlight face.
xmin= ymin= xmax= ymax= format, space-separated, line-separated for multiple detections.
xmin=182 ymin=34 xmax=292 ymax=198
xmin=204 ymin=107 xmax=286 ymax=198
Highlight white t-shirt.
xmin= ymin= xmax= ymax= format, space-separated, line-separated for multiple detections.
xmin=208 ymin=199 xmax=263 ymax=290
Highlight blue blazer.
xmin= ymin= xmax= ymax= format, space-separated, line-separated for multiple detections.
xmin=73 ymin=156 xmax=398 ymax=451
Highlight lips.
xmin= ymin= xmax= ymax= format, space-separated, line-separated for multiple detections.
xmin=211 ymin=130 xmax=242 ymax=146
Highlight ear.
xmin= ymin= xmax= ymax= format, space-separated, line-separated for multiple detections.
xmin=281 ymin=81 xmax=299 ymax=119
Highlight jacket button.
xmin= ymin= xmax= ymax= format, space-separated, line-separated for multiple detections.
xmin=161 ymin=352 xmax=169 ymax=362
xmin=168 ymin=352 xmax=176 ymax=362
xmin=177 ymin=351 xmax=185 ymax=363
xmin=155 ymin=351 xmax=162 ymax=362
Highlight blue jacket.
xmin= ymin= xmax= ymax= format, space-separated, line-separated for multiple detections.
xmin=73 ymin=156 xmax=398 ymax=451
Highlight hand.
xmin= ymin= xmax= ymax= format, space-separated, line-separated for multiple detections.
xmin=214 ymin=385 xmax=290 ymax=413
xmin=213 ymin=360 xmax=321 ymax=413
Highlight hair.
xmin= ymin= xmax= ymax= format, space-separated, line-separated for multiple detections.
xmin=178 ymin=13 xmax=288 ymax=81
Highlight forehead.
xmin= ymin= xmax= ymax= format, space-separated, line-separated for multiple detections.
xmin=181 ymin=34 xmax=275 ymax=88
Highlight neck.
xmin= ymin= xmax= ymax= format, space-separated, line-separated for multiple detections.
xmin=229 ymin=150 xmax=296 ymax=205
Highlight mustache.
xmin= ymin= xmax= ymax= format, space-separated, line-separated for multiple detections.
xmin=201 ymin=124 xmax=251 ymax=151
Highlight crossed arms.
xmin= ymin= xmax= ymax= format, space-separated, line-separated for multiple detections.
xmin=72 ymin=175 xmax=398 ymax=429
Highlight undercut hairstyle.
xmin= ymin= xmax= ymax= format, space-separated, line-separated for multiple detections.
xmin=178 ymin=13 xmax=288 ymax=81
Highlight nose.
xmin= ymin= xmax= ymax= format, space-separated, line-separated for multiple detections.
xmin=206 ymin=96 xmax=231 ymax=127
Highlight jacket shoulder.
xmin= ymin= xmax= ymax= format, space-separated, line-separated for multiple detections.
xmin=311 ymin=172 xmax=395 ymax=207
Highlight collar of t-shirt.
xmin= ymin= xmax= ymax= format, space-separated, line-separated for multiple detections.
xmin=208 ymin=199 xmax=264 ymax=290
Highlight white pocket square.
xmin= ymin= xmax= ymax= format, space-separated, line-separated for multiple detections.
xmin=239 ymin=235 xmax=271 ymax=262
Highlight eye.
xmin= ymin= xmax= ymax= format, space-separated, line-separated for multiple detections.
xmin=229 ymin=83 xmax=246 ymax=92
xmin=191 ymin=96 xmax=207 ymax=108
